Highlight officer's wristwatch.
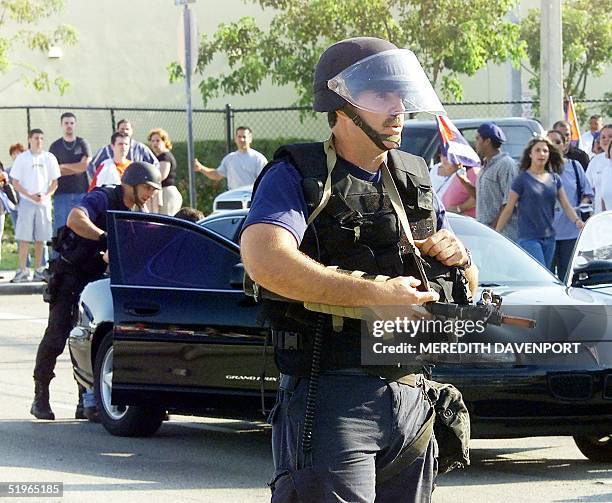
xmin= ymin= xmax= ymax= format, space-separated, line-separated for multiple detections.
xmin=458 ymin=248 xmax=472 ymax=269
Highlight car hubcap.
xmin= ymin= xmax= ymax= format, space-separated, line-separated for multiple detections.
xmin=101 ymin=345 xmax=129 ymax=420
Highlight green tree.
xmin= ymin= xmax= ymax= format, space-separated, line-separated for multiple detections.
xmin=169 ymin=0 xmax=525 ymax=105
xmin=0 ymin=0 xmax=78 ymax=94
xmin=520 ymin=0 xmax=612 ymax=101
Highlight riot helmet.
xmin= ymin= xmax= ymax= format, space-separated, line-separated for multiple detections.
xmin=313 ymin=37 xmax=445 ymax=150
xmin=121 ymin=161 xmax=162 ymax=190
xmin=121 ymin=161 xmax=161 ymax=210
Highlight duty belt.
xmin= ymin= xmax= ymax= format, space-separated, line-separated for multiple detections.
xmin=271 ymin=330 xmax=303 ymax=350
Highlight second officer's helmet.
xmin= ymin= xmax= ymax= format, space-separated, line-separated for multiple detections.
xmin=313 ymin=37 xmax=445 ymax=116
xmin=121 ymin=161 xmax=162 ymax=190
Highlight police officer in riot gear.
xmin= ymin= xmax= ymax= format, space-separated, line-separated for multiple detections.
xmin=241 ymin=37 xmax=476 ymax=502
xmin=31 ymin=161 xmax=161 ymax=421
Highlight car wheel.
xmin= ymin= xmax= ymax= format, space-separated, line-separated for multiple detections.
xmin=94 ymin=330 xmax=165 ymax=437
xmin=574 ymin=434 xmax=612 ymax=463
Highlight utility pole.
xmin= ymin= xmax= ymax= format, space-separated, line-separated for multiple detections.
xmin=176 ymin=0 xmax=197 ymax=207
xmin=540 ymin=0 xmax=564 ymax=129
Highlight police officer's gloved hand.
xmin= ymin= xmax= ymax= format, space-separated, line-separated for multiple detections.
xmin=98 ymin=232 xmax=108 ymax=251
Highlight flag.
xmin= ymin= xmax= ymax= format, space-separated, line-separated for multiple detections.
xmin=565 ymin=96 xmax=582 ymax=144
xmin=436 ymin=115 xmax=480 ymax=167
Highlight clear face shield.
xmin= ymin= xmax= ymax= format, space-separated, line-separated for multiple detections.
xmin=327 ymin=49 xmax=446 ymax=117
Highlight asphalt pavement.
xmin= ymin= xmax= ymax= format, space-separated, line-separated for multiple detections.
xmin=1 ymin=293 xmax=611 ymax=502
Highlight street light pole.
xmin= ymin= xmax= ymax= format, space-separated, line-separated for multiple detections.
xmin=176 ymin=0 xmax=197 ymax=207
xmin=540 ymin=0 xmax=564 ymax=129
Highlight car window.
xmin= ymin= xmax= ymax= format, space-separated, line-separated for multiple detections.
xmin=112 ymin=218 xmax=239 ymax=288
xmin=400 ymin=127 xmax=435 ymax=157
xmin=202 ymin=216 xmax=245 ymax=243
xmin=450 ymin=216 xmax=559 ymax=286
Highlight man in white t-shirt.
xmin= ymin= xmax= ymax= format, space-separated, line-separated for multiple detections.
xmin=194 ymin=126 xmax=267 ymax=190
xmin=586 ymin=124 xmax=612 ymax=214
xmin=9 ymin=129 xmax=61 ymax=282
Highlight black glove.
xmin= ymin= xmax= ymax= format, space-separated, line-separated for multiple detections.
xmin=98 ymin=231 xmax=108 ymax=251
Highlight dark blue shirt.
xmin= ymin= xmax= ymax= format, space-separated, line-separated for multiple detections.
xmin=49 ymin=137 xmax=92 ymax=194
xmin=76 ymin=187 xmax=129 ymax=230
xmin=243 ymin=158 xmax=450 ymax=244
xmin=511 ymin=171 xmax=562 ymax=240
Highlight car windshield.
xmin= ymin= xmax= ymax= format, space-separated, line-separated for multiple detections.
xmin=449 ymin=215 xmax=559 ymax=286
xmin=569 ymin=212 xmax=612 ymax=286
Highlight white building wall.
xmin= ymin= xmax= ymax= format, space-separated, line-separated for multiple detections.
xmin=0 ymin=0 xmax=609 ymax=157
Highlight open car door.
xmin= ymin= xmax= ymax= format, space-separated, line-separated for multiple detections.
xmin=106 ymin=211 xmax=273 ymax=407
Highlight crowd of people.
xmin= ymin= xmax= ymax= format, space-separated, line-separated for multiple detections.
xmin=0 ymin=114 xmax=268 ymax=282
xmin=431 ymin=116 xmax=611 ymax=278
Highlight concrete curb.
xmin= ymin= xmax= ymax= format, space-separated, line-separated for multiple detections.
xmin=0 ymin=282 xmax=46 ymax=295
xmin=0 ymin=271 xmax=46 ymax=295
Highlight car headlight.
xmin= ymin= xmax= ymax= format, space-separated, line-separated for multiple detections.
xmin=76 ymin=301 xmax=95 ymax=330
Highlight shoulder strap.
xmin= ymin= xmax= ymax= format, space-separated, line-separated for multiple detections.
xmin=306 ymin=136 xmax=336 ymax=225
xmin=377 ymin=405 xmax=435 ymax=484
xmin=381 ymin=164 xmax=430 ymax=290
xmin=570 ymin=159 xmax=582 ymax=205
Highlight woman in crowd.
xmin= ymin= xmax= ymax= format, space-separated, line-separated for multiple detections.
xmin=148 ymin=128 xmax=182 ymax=216
xmin=430 ymin=152 xmax=479 ymax=216
xmin=0 ymin=160 xmax=11 ymax=271
xmin=436 ymin=154 xmax=479 ymax=217
xmin=496 ymin=136 xmax=584 ymax=269
xmin=547 ymin=130 xmax=593 ymax=280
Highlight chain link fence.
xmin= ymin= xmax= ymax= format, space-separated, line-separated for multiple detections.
xmin=1 ymin=99 xmax=610 ymax=164
xmin=1 ymin=99 xmax=609 ymax=213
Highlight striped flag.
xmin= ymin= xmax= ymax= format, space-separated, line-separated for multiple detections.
xmin=436 ymin=115 xmax=480 ymax=167
xmin=565 ymin=96 xmax=582 ymax=144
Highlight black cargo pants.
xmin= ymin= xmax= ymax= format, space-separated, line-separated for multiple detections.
xmin=268 ymin=372 xmax=438 ymax=503
xmin=33 ymin=260 xmax=95 ymax=384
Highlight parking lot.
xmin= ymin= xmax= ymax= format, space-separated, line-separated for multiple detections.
xmin=0 ymin=292 xmax=611 ymax=502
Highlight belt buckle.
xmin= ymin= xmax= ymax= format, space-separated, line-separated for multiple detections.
xmin=284 ymin=332 xmax=299 ymax=350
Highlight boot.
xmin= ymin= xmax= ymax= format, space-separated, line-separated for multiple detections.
xmin=82 ymin=388 xmax=100 ymax=423
xmin=30 ymin=380 xmax=55 ymax=420
xmin=75 ymin=384 xmax=86 ymax=419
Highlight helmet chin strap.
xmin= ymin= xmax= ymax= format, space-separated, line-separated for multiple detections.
xmin=131 ymin=185 xmax=145 ymax=210
xmin=342 ymin=106 xmax=401 ymax=151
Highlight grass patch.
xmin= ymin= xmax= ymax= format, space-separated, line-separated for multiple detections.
xmin=0 ymin=238 xmax=18 ymax=271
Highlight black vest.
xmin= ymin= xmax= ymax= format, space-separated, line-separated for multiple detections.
xmin=253 ymin=143 xmax=468 ymax=376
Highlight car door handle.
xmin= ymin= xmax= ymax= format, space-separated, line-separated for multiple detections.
xmin=124 ymin=302 xmax=161 ymax=317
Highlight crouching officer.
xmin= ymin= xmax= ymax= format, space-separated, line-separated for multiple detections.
xmin=30 ymin=162 xmax=161 ymax=420
xmin=241 ymin=37 xmax=476 ymax=502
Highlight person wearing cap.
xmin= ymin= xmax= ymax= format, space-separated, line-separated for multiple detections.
xmin=471 ymin=122 xmax=519 ymax=241
xmin=241 ymin=37 xmax=475 ymax=502
xmin=30 ymin=162 xmax=161 ymax=422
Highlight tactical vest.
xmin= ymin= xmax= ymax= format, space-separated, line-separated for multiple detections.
xmin=55 ymin=185 xmax=127 ymax=277
xmin=254 ymin=143 xmax=469 ymax=376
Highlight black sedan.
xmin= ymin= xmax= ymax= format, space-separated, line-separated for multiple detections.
xmin=68 ymin=210 xmax=612 ymax=462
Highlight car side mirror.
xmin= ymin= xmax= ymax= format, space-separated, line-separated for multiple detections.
xmin=571 ymin=260 xmax=612 ymax=287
